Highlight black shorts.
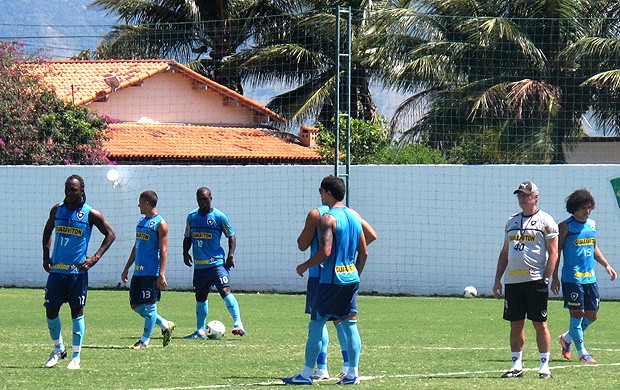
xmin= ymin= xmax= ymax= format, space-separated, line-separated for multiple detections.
xmin=503 ymin=280 xmax=549 ymax=322
xmin=129 ymin=275 xmax=161 ymax=305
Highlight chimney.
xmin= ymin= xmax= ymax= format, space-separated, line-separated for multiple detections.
xmin=299 ymin=126 xmax=319 ymax=148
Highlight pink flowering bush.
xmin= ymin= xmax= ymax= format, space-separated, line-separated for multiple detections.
xmin=0 ymin=41 xmax=111 ymax=164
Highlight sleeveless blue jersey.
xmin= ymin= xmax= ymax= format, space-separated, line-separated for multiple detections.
xmin=308 ymin=204 xmax=330 ymax=278
xmin=134 ymin=214 xmax=164 ymax=276
xmin=185 ymin=207 xmax=235 ymax=269
xmin=319 ymin=207 xmax=362 ymax=285
xmin=50 ymin=203 xmax=93 ymax=274
xmin=562 ymin=216 xmax=597 ymax=284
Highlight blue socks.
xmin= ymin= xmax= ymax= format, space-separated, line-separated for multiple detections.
xmin=71 ymin=316 xmax=84 ymax=359
xmin=47 ymin=316 xmax=64 ymax=351
xmin=196 ymin=301 xmax=208 ymax=332
xmin=304 ymin=319 xmax=327 ymax=369
xmin=134 ymin=304 xmax=158 ymax=344
xmin=335 ymin=321 xmax=349 ymax=368
xmin=316 ymin=323 xmax=329 ymax=370
xmin=223 ymin=294 xmax=241 ymax=324
xmin=569 ymin=316 xmax=585 ymax=352
xmin=341 ymin=320 xmax=361 ymax=371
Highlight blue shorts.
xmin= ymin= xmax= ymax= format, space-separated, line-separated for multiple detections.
xmin=193 ymin=266 xmax=231 ymax=295
xmin=129 ymin=275 xmax=161 ymax=305
xmin=562 ymin=282 xmax=600 ymax=311
xmin=305 ymin=277 xmax=320 ymax=314
xmin=44 ymin=272 xmax=88 ymax=310
xmin=311 ymin=282 xmax=359 ymax=321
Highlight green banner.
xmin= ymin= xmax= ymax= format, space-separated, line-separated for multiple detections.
xmin=611 ymin=177 xmax=620 ymax=208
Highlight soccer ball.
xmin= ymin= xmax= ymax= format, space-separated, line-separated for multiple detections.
xmin=206 ymin=320 xmax=226 ymax=340
xmin=463 ymin=286 xmax=477 ymax=298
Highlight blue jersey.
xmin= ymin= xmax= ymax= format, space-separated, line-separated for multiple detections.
xmin=319 ymin=207 xmax=362 ymax=285
xmin=562 ymin=216 xmax=597 ymax=284
xmin=50 ymin=203 xmax=93 ymax=274
xmin=134 ymin=214 xmax=164 ymax=276
xmin=185 ymin=207 xmax=235 ymax=269
xmin=308 ymin=204 xmax=330 ymax=278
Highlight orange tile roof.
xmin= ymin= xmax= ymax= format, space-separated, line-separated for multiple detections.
xmin=30 ymin=59 xmax=285 ymax=122
xmin=105 ymin=123 xmax=322 ymax=162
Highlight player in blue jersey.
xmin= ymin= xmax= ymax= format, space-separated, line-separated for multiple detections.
xmin=493 ymin=181 xmax=559 ymax=379
xmin=551 ymin=189 xmax=617 ymax=364
xmin=121 ymin=191 xmax=175 ymax=349
xmin=297 ymin=202 xmax=376 ymax=380
xmin=183 ymin=187 xmax=246 ymax=339
xmin=283 ymin=175 xmax=369 ymax=385
xmin=42 ymin=174 xmax=116 ymax=370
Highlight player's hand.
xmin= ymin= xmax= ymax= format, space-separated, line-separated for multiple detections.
xmin=551 ymin=278 xmax=561 ymax=295
xmin=225 ymin=255 xmax=235 ymax=271
xmin=43 ymin=256 xmax=51 ymax=273
xmin=121 ymin=269 xmax=129 ymax=283
xmin=607 ymin=266 xmax=618 ymax=281
xmin=183 ymin=253 xmax=193 ymax=267
xmin=493 ymin=281 xmax=503 ymax=299
xmin=296 ymin=263 xmax=307 ymax=277
xmin=78 ymin=256 xmax=97 ymax=271
xmin=157 ymin=274 xmax=167 ymax=289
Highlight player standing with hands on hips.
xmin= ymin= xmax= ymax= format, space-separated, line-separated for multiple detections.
xmin=183 ymin=187 xmax=246 ymax=338
xmin=493 ymin=181 xmax=559 ymax=379
xmin=552 ymin=189 xmax=617 ymax=364
xmin=283 ymin=175 xmax=368 ymax=385
xmin=42 ymin=174 xmax=116 ymax=370
xmin=121 ymin=190 xmax=175 ymax=349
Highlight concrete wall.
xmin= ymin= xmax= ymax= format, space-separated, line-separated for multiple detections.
xmin=1 ymin=165 xmax=619 ymax=298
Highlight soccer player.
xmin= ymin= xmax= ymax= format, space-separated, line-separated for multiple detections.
xmin=183 ymin=187 xmax=246 ymax=338
xmin=121 ymin=190 xmax=175 ymax=349
xmin=493 ymin=181 xmax=559 ymax=379
xmin=42 ymin=174 xmax=116 ymax=370
xmin=297 ymin=201 xmax=376 ymax=380
xmin=552 ymin=189 xmax=617 ymax=364
xmin=283 ymin=175 xmax=368 ymax=385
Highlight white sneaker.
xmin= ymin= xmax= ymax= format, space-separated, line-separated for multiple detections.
xmin=43 ymin=348 xmax=67 ymax=368
xmin=67 ymin=357 xmax=81 ymax=370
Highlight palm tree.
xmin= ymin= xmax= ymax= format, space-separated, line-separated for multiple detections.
xmin=386 ymin=0 xmax=620 ymax=163
xmin=90 ymin=0 xmax=290 ymax=92
xmin=232 ymin=0 xmax=403 ymax=127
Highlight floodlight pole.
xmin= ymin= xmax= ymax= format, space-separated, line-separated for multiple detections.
xmin=334 ymin=6 xmax=352 ymax=205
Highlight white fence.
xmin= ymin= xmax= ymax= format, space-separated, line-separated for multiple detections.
xmin=1 ymin=165 xmax=619 ymax=298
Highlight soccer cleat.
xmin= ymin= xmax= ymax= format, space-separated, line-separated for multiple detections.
xmin=500 ymin=369 xmax=524 ymax=378
xmin=183 ymin=330 xmax=207 ymax=339
xmin=335 ymin=376 xmax=361 ymax=385
xmin=231 ymin=324 xmax=247 ymax=336
xmin=338 ymin=370 xmax=348 ymax=379
xmin=558 ymin=334 xmax=572 ymax=360
xmin=579 ymin=354 xmax=597 ymax=364
xmin=67 ymin=357 xmax=81 ymax=370
xmin=44 ymin=348 xmax=67 ymax=368
xmin=313 ymin=370 xmax=330 ymax=380
xmin=539 ymin=371 xmax=552 ymax=379
xmin=130 ymin=340 xmax=147 ymax=350
xmin=162 ymin=322 xmax=176 ymax=347
xmin=281 ymin=374 xmax=313 ymax=385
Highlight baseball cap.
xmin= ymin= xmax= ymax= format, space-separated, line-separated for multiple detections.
xmin=514 ymin=181 xmax=539 ymax=194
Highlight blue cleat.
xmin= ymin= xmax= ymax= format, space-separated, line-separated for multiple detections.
xmin=183 ymin=330 xmax=207 ymax=339
xmin=281 ymin=374 xmax=313 ymax=385
xmin=232 ymin=324 xmax=247 ymax=336
xmin=335 ymin=376 xmax=361 ymax=385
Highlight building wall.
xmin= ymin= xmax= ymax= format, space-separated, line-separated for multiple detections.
xmin=564 ymin=140 xmax=620 ymax=163
xmin=88 ymin=72 xmax=258 ymax=125
xmin=2 ymin=165 xmax=619 ymax=298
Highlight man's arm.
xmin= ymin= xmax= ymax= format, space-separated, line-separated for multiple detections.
xmin=544 ymin=235 xmax=559 ymax=285
xmin=157 ymin=220 xmax=169 ymax=289
xmin=183 ymin=221 xmax=193 ymax=266
xmin=226 ymin=235 xmax=237 ymax=270
xmin=296 ymin=214 xmax=335 ymax=276
xmin=551 ymin=222 xmax=568 ymax=294
xmin=42 ymin=205 xmax=59 ymax=273
xmin=361 ymin=218 xmax=377 ymax=245
xmin=355 ymin=228 xmax=369 ymax=275
xmin=297 ymin=209 xmax=320 ymax=251
xmin=594 ymin=244 xmax=617 ymax=281
xmin=121 ymin=244 xmax=136 ymax=283
xmin=78 ymin=209 xmax=116 ymax=271
xmin=493 ymin=241 xmax=509 ymax=298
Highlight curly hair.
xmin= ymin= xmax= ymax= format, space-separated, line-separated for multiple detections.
xmin=565 ymin=188 xmax=595 ymax=214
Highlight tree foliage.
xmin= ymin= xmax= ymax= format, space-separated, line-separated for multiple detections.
xmin=0 ymin=41 xmax=110 ymax=165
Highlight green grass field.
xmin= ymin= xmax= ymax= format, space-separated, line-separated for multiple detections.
xmin=2 ymin=288 xmax=620 ymax=389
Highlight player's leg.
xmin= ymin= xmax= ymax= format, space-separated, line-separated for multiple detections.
xmin=43 ymin=273 xmax=67 ymax=368
xmin=185 ymin=269 xmax=208 ymax=339
xmin=576 ymin=283 xmax=600 ymax=363
xmin=66 ymin=273 xmax=88 ymax=369
xmin=215 ymin=267 xmax=246 ymax=336
xmin=129 ymin=276 xmax=156 ymax=348
xmin=500 ymin=283 xmax=526 ymax=378
xmin=528 ymin=280 xmax=551 ymax=378
xmin=338 ymin=316 xmax=361 ymax=384
xmin=281 ymin=317 xmax=326 ymax=385
xmin=314 ymin=323 xmax=329 ymax=380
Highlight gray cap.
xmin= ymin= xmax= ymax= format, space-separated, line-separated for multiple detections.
xmin=514 ymin=181 xmax=539 ymax=195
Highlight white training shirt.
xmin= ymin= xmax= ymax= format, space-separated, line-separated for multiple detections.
xmin=503 ymin=209 xmax=559 ymax=284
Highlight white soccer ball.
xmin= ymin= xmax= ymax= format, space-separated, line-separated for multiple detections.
xmin=206 ymin=320 xmax=226 ymax=340
xmin=463 ymin=286 xmax=477 ymax=298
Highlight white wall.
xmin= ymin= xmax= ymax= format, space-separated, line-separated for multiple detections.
xmin=1 ymin=165 xmax=619 ymax=298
